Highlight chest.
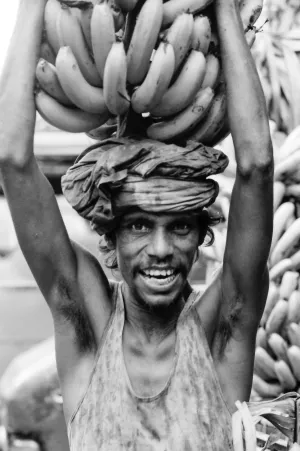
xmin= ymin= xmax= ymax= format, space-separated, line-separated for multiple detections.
xmin=122 ymin=328 xmax=177 ymax=398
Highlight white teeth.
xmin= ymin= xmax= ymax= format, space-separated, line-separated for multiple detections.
xmin=143 ymin=269 xmax=175 ymax=278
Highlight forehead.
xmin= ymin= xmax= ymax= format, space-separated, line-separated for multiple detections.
xmin=120 ymin=209 xmax=201 ymax=224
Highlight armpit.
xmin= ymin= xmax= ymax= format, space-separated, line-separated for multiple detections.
xmin=54 ymin=277 xmax=96 ymax=352
xmin=214 ymin=296 xmax=244 ymax=357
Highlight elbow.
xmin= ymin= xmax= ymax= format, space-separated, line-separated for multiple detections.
xmin=237 ymin=141 xmax=274 ymax=179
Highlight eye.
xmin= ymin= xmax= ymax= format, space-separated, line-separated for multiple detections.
xmin=130 ymin=221 xmax=151 ymax=233
xmin=172 ymin=222 xmax=192 ymax=235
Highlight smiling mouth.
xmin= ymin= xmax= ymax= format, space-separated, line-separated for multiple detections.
xmin=139 ymin=269 xmax=178 ymax=285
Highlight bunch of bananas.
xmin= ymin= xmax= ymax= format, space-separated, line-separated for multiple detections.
xmin=36 ymin=0 xmax=263 ymax=143
xmin=201 ymin=125 xmax=300 ymax=399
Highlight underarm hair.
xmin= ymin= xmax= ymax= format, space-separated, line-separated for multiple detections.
xmin=56 ymin=278 xmax=95 ymax=352
xmin=216 ymin=295 xmax=244 ymax=357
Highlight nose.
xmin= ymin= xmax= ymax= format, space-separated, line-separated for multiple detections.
xmin=147 ymin=227 xmax=173 ymax=260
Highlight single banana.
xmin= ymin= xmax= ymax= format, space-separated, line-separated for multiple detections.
xmin=40 ymin=41 xmax=56 ymax=65
xmin=274 ymin=360 xmax=297 ymax=391
xmin=188 ymin=84 xmax=227 ymax=144
xmin=270 ymin=202 xmax=295 ymax=254
xmin=239 ymin=0 xmax=264 ymax=31
xmin=150 ymin=50 xmax=206 ymax=117
xmin=192 ymin=15 xmax=211 ymax=55
xmin=56 ymin=47 xmax=109 ymax=115
xmin=162 ymin=0 xmax=214 ymax=28
xmin=44 ymin=0 xmax=62 ymax=55
xmin=254 ymin=347 xmax=277 ymax=380
xmin=279 ymin=271 xmax=299 ymax=300
xmin=103 ymin=42 xmax=131 ymax=116
xmin=127 ymin=0 xmax=164 ymax=85
xmin=166 ymin=13 xmax=194 ymax=72
xmin=57 ymin=6 xmax=102 ymax=87
xmin=91 ymin=3 xmax=116 ymax=80
xmin=269 ymin=259 xmax=293 ymax=282
xmin=255 ymin=327 xmax=268 ymax=350
xmin=131 ymin=42 xmax=175 ymax=114
xmin=287 ymin=346 xmax=300 ymax=381
xmin=268 ymin=333 xmax=289 ymax=364
xmin=287 ymin=323 xmax=300 ymax=348
xmin=260 ymin=281 xmax=279 ymax=327
xmin=265 ymin=299 xmax=288 ymax=336
xmin=270 ymin=217 xmax=300 ymax=267
xmin=287 ymin=291 xmax=300 ymax=324
xmin=36 ymin=58 xmax=73 ymax=107
xmin=114 ymin=0 xmax=139 ymax=11
xmin=35 ymin=90 xmax=108 ymax=133
xmin=201 ymin=54 xmax=220 ymax=89
xmin=252 ymin=374 xmax=282 ymax=399
xmin=147 ymin=87 xmax=214 ymax=142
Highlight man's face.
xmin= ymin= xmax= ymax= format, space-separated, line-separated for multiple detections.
xmin=115 ymin=210 xmax=201 ymax=308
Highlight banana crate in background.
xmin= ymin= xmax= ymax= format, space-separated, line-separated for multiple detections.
xmin=36 ymin=0 xmax=262 ymax=144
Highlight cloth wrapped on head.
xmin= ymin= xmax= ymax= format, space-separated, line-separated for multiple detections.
xmin=61 ymin=137 xmax=229 ymax=236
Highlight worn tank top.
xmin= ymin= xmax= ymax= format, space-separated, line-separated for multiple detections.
xmin=68 ymin=281 xmax=233 ymax=451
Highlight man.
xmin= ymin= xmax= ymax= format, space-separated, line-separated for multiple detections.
xmin=0 ymin=0 xmax=273 ymax=449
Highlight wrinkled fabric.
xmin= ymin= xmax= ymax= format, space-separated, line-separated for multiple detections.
xmin=68 ymin=280 xmax=233 ymax=451
xmin=61 ymin=137 xmax=229 ymax=235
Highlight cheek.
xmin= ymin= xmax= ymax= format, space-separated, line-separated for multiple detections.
xmin=115 ymin=233 xmax=147 ymax=273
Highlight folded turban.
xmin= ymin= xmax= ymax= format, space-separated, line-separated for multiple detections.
xmin=61 ymin=137 xmax=229 ymax=235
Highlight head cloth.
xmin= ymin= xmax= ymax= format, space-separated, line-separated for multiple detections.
xmin=61 ymin=137 xmax=229 ymax=235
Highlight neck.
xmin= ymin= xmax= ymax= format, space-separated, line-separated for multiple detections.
xmin=121 ymin=283 xmax=192 ymax=344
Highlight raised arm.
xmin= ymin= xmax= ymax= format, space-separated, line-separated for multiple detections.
xmin=0 ymin=0 xmax=112 ymax=395
xmin=212 ymin=0 xmax=274 ymax=403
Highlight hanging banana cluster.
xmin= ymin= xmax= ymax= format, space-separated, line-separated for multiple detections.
xmin=36 ymin=0 xmax=263 ymax=143
xmin=252 ymin=0 xmax=300 ymax=134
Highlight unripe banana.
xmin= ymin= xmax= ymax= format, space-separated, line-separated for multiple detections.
xmin=269 ymin=259 xmax=293 ymax=282
xmin=40 ymin=41 xmax=56 ymax=65
xmin=166 ymin=13 xmax=194 ymax=72
xmin=252 ymin=374 xmax=282 ymax=399
xmin=256 ymin=327 xmax=268 ymax=350
xmin=131 ymin=42 xmax=175 ymax=114
xmin=270 ymin=202 xmax=295 ymax=254
xmin=150 ymin=50 xmax=206 ymax=117
xmin=36 ymin=58 xmax=73 ymax=107
xmin=188 ymin=83 xmax=227 ymax=145
xmin=192 ymin=15 xmax=211 ymax=55
xmin=147 ymin=87 xmax=214 ymax=142
xmin=279 ymin=271 xmax=299 ymax=300
xmin=287 ymin=291 xmax=300 ymax=324
xmin=274 ymin=181 xmax=285 ymax=211
xmin=287 ymin=323 xmax=300 ymax=347
xmin=265 ymin=299 xmax=288 ymax=336
xmin=35 ymin=90 xmax=108 ymax=133
xmin=91 ymin=3 xmax=116 ymax=80
xmin=44 ymin=0 xmax=62 ymax=55
xmin=114 ymin=0 xmax=139 ymax=11
xmin=127 ymin=0 xmax=163 ymax=85
xmin=254 ymin=347 xmax=276 ymax=380
xmin=261 ymin=282 xmax=280 ymax=327
xmin=103 ymin=42 xmax=130 ymax=116
xmin=287 ymin=346 xmax=300 ymax=381
xmin=162 ymin=0 xmax=214 ymax=28
xmin=239 ymin=0 xmax=263 ymax=31
xmin=270 ymin=218 xmax=300 ymax=267
xmin=56 ymin=47 xmax=108 ymax=115
xmin=268 ymin=333 xmax=289 ymax=364
xmin=57 ymin=6 xmax=102 ymax=87
xmin=201 ymin=54 xmax=220 ymax=89
xmin=274 ymin=360 xmax=297 ymax=390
